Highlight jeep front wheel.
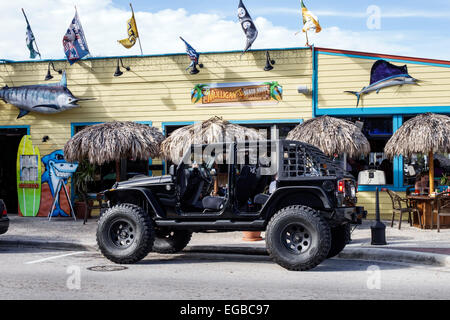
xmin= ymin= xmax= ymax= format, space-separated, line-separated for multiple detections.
xmin=266 ymin=205 xmax=331 ymax=271
xmin=153 ymin=229 xmax=192 ymax=254
xmin=97 ymin=204 xmax=154 ymax=264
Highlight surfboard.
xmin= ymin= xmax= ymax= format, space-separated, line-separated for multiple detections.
xmin=16 ymin=135 xmax=41 ymax=217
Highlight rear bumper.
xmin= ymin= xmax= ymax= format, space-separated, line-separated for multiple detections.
xmin=0 ymin=216 xmax=9 ymax=234
xmin=335 ymin=206 xmax=367 ymax=224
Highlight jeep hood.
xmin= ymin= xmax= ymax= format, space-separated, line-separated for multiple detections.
xmin=115 ymin=175 xmax=173 ymax=189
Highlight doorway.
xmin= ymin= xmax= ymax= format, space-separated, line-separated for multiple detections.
xmin=0 ymin=127 xmax=28 ymax=213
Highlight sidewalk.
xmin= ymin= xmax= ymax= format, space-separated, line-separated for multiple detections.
xmin=1 ymin=215 xmax=449 ymax=267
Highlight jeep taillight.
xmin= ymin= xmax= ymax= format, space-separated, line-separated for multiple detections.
xmin=338 ymin=180 xmax=345 ymax=193
xmin=2 ymin=208 xmax=6 ymax=216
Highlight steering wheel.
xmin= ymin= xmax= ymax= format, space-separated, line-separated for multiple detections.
xmin=198 ymin=166 xmax=213 ymax=186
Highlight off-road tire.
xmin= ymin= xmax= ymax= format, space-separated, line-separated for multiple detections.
xmin=152 ymin=229 xmax=192 ymax=254
xmin=327 ymin=224 xmax=351 ymax=258
xmin=97 ymin=203 xmax=154 ymax=264
xmin=266 ymin=205 xmax=331 ymax=271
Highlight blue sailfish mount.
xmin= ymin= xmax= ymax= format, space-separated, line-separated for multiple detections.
xmin=345 ymin=59 xmax=420 ymax=107
xmin=0 ymin=71 xmax=93 ymax=119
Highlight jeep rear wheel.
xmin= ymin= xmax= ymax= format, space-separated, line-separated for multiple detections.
xmin=327 ymin=224 xmax=351 ymax=258
xmin=97 ymin=204 xmax=154 ymax=264
xmin=266 ymin=205 xmax=331 ymax=271
xmin=153 ymin=229 xmax=192 ymax=254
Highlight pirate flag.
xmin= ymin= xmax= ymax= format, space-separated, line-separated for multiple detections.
xmin=238 ymin=0 xmax=258 ymax=54
xmin=180 ymin=37 xmax=202 ymax=74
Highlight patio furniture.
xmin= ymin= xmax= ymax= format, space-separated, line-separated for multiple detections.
xmin=386 ymin=189 xmax=420 ymax=229
xmin=431 ymin=191 xmax=450 ymax=232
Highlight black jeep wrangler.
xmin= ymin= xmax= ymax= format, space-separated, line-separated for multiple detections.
xmin=97 ymin=140 xmax=366 ymax=271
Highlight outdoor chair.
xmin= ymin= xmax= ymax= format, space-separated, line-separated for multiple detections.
xmin=385 ymin=189 xmax=421 ymax=229
xmin=431 ymin=191 xmax=450 ymax=232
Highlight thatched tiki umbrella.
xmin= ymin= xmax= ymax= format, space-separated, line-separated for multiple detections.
xmin=161 ymin=116 xmax=265 ymax=165
xmin=64 ymin=121 xmax=164 ymax=182
xmin=385 ymin=113 xmax=450 ymax=194
xmin=287 ymin=115 xmax=371 ymax=168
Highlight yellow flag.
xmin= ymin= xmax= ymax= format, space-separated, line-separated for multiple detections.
xmin=118 ymin=13 xmax=139 ymax=49
xmin=301 ymin=0 xmax=321 ymax=33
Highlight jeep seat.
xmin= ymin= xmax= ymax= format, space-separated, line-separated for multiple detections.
xmin=202 ymin=196 xmax=226 ymax=211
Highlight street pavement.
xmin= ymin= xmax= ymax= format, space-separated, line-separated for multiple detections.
xmin=1 ymin=245 xmax=449 ymax=300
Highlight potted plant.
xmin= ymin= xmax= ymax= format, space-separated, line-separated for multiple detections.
xmin=72 ymin=159 xmax=95 ymax=219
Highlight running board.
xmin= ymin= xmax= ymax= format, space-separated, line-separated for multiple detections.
xmin=155 ymin=219 xmax=266 ymax=231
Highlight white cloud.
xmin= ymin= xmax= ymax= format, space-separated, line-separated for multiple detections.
xmin=0 ymin=0 xmax=448 ymax=62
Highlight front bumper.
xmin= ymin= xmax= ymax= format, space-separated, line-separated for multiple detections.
xmin=335 ymin=206 xmax=367 ymax=224
xmin=0 ymin=216 xmax=9 ymax=234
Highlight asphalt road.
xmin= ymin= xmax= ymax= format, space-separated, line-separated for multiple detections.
xmin=0 ymin=244 xmax=449 ymax=300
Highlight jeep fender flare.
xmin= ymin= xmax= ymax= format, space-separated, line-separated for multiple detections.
xmin=260 ymin=186 xmax=332 ymax=221
xmin=105 ymin=187 xmax=166 ymax=219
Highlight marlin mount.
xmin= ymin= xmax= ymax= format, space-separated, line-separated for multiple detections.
xmin=345 ymin=59 xmax=420 ymax=107
xmin=0 ymin=71 xmax=93 ymax=119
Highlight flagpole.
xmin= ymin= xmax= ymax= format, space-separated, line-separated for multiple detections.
xmin=21 ymin=8 xmax=42 ymax=59
xmin=305 ymin=30 xmax=310 ymax=47
xmin=130 ymin=3 xmax=143 ymax=56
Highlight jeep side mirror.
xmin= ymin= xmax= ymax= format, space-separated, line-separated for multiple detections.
xmin=169 ymin=164 xmax=175 ymax=176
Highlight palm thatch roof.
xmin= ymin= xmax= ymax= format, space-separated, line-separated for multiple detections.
xmin=384 ymin=113 xmax=450 ymax=158
xmin=64 ymin=121 xmax=164 ymax=165
xmin=161 ymin=116 xmax=265 ymax=164
xmin=286 ymin=115 xmax=370 ymax=157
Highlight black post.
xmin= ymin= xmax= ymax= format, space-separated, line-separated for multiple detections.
xmin=371 ymin=187 xmax=387 ymax=245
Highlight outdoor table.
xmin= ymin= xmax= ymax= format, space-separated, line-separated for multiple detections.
xmin=407 ymin=195 xmax=450 ymax=229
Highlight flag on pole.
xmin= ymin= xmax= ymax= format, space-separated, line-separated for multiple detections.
xmin=301 ymin=0 xmax=322 ymax=33
xmin=238 ymin=0 xmax=258 ymax=54
xmin=22 ymin=9 xmax=40 ymax=59
xmin=63 ymin=9 xmax=90 ymax=65
xmin=180 ymin=37 xmax=200 ymax=72
xmin=118 ymin=11 xmax=139 ymax=49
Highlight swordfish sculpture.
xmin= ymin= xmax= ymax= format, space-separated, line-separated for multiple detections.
xmin=0 ymin=71 xmax=92 ymax=119
xmin=345 ymin=60 xmax=420 ymax=107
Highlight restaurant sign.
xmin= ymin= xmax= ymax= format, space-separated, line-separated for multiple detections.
xmin=191 ymin=82 xmax=282 ymax=106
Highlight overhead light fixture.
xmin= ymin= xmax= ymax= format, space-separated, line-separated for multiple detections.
xmin=114 ymin=58 xmax=130 ymax=77
xmin=264 ymin=51 xmax=276 ymax=71
xmin=45 ymin=62 xmax=62 ymax=81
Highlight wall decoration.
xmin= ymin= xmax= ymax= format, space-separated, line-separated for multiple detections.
xmin=345 ymin=59 xmax=420 ymax=107
xmin=41 ymin=150 xmax=78 ymax=217
xmin=16 ymin=135 xmax=41 ymax=217
xmin=0 ymin=71 xmax=92 ymax=119
xmin=237 ymin=0 xmax=258 ymax=54
xmin=191 ymin=82 xmax=282 ymax=106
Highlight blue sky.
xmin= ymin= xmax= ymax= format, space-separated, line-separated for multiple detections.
xmin=1 ymin=0 xmax=449 ymax=61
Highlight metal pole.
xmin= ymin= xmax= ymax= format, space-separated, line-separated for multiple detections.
xmin=130 ymin=3 xmax=143 ymax=56
xmin=371 ymin=187 xmax=387 ymax=245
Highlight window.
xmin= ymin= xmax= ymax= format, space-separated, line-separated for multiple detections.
xmin=341 ymin=117 xmax=394 ymax=185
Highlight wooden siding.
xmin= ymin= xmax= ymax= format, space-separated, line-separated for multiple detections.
xmin=316 ymin=53 xmax=450 ymax=111
xmin=357 ymin=191 xmax=409 ymax=221
xmin=0 ymin=48 xmax=312 ymax=156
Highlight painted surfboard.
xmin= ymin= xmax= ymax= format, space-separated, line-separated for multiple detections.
xmin=16 ymin=135 xmax=41 ymax=217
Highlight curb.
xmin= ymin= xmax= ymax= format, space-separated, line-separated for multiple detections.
xmin=338 ymin=247 xmax=450 ymax=268
xmin=0 ymin=239 xmax=97 ymax=252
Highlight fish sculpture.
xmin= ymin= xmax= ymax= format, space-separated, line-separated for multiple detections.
xmin=238 ymin=0 xmax=258 ymax=54
xmin=345 ymin=60 xmax=420 ymax=107
xmin=0 ymin=71 xmax=92 ymax=119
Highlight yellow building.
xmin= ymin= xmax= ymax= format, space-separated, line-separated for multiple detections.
xmin=1 ymin=46 xmax=449 ymax=219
